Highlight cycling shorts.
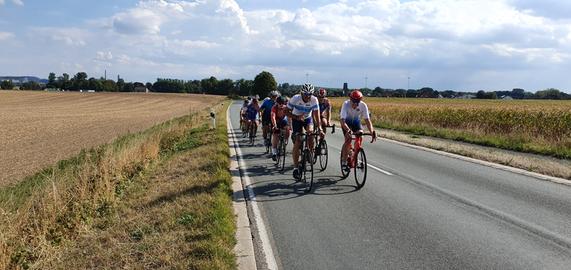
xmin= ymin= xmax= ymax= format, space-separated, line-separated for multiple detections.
xmin=343 ymin=118 xmax=362 ymax=133
xmin=273 ymin=118 xmax=289 ymax=133
xmin=292 ymin=117 xmax=313 ymax=134
xmin=262 ymin=114 xmax=272 ymax=126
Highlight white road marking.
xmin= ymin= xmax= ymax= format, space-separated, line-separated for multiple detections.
xmin=228 ymin=106 xmax=279 ymax=270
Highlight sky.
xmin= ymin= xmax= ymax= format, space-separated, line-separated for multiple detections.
xmin=1 ymin=0 xmax=571 ymax=92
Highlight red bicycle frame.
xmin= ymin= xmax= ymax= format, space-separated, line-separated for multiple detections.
xmin=346 ymin=133 xmax=374 ymax=168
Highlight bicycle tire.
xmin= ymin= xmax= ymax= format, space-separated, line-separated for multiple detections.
xmin=354 ymin=148 xmax=367 ymax=189
xmin=304 ymin=149 xmax=314 ymax=193
xmin=340 ymin=151 xmax=350 ymax=179
xmin=280 ymin=137 xmax=287 ymax=172
xmin=249 ymin=125 xmax=255 ymax=146
xmin=318 ymin=139 xmax=328 ymax=171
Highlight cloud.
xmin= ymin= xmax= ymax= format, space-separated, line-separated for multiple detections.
xmin=0 ymin=0 xmax=24 ymax=6
xmin=4 ymin=0 xmax=571 ymax=91
xmin=31 ymin=27 xmax=89 ymax=46
xmin=0 ymin=31 xmax=14 ymax=40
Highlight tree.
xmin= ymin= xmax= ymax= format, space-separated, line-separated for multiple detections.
xmin=58 ymin=73 xmax=70 ymax=90
xmin=535 ymin=88 xmax=564 ymax=99
xmin=476 ymin=90 xmax=486 ymax=99
xmin=146 ymin=82 xmax=153 ymax=92
xmin=47 ymin=73 xmax=57 ymax=88
xmin=511 ymin=88 xmax=525 ymax=99
xmin=236 ymin=79 xmax=253 ymax=96
xmin=116 ymin=78 xmax=125 ymax=92
xmin=21 ymin=81 xmax=41 ymax=90
xmin=253 ymin=71 xmax=277 ymax=98
xmin=1 ymin=80 xmax=13 ymax=90
xmin=101 ymin=80 xmax=117 ymax=92
xmin=216 ymin=78 xmax=234 ymax=96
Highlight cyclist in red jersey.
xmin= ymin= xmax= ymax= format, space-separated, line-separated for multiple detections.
xmin=270 ymin=96 xmax=290 ymax=161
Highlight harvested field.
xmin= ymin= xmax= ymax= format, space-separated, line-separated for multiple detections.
xmin=0 ymin=91 xmax=224 ymax=186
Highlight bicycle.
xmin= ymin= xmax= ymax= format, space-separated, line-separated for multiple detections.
xmin=264 ymin=122 xmax=274 ymax=154
xmin=312 ymin=124 xmax=335 ymax=171
xmin=340 ymin=132 xmax=375 ymax=189
xmin=296 ymin=130 xmax=318 ymax=193
xmin=274 ymin=128 xmax=289 ymax=172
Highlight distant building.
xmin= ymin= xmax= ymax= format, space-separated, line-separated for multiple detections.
xmin=133 ymin=82 xmax=149 ymax=93
xmin=501 ymin=95 xmax=514 ymax=100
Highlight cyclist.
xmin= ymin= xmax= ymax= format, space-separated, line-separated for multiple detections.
xmin=245 ymin=98 xmax=260 ymax=137
xmin=260 ymin=91 xmax=280 ymax=148
xmin=287 ymin=83 xmax=324 ymax=180
xmin=270 ymin=96 xmax=290 ymax=161
xmin=316 ymin=88 xmax=331 ymax=132
xmin=340 ymin=90 xmax=377 ymax=168
xmin=240 ymin=99 xmax=249 ymax=133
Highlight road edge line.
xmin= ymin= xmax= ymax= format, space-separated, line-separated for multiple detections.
xmin=330 ymin=121 xmax=571 ymax=186
xmin=379 ymin=136 xmax=571 ymax=186
xmin=227 ymin=104 xmax=257 ymax=270
xmin=227 ymin=103 xmax=279 ymax=270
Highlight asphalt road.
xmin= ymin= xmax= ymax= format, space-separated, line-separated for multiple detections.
xmin=228 ymin=102 xmax=571 ymax=270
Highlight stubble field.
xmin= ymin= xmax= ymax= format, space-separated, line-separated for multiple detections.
xmin=0 ymin=91 xmax=224 ymax=186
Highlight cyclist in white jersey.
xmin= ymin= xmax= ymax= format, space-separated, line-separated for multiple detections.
xmin=286 ymin=83 xmax=324 ymax=180
xmin=340 ymin=90 xmax=377 ymax=166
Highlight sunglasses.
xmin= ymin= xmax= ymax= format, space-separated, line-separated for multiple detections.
xmin=351 ymin=98 xmax=361 ymax=104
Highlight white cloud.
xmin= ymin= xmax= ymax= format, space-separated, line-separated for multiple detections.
xmin=4 ymin=0 xmax=571 ymax=91
xmin=0 ymin=0 xmax=24 ymax=6
xmin=32 ymin=27 xmax=89 ymax=46
xmin=0 ymin=31 xmax=14 ymax=40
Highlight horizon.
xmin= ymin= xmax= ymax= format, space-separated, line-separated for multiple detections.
xmin=1 ymin=0 xmax=571 ymax=93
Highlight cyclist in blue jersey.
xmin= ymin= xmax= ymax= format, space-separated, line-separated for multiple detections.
xmin=260 ymin=91 xmax=280 ymax=148
xmin=246 ymin=98 xmax=260 ymax=137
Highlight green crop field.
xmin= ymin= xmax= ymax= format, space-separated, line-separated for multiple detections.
xmin=330 ymin=98 xmax=571 ymax=159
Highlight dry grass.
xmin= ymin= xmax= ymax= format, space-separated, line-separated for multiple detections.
xmin=0 ymin=100 xmax=235 ymax=269
xmin=331 ymin=98 xmax=571 ymax=159
xmin=0 ymin=91 xmax=224 ymax=187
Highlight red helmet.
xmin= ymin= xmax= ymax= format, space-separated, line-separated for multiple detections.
xmin=318 ymin=88 xmax=327 ymax=97
xmin=349 ymin=90 xmax=363 ymax=101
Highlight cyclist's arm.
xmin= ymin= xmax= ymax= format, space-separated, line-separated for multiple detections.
xmin=271 ymin=106 xmax=277 ymax=127
xmin=312 ymin=109 xmax=321 ymax=131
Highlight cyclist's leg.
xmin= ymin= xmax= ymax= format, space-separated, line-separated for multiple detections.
xmin=291 ymin=119 xmax=303 ymax=168
xmin=305 ymin=118 xmax=315 ymax=150
xmin=341 ymin=119 xmax=357 ymax=164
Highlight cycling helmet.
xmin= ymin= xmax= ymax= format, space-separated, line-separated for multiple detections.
xmin=317 ymin=88 xmax=326 ymax=98
xmin=276 ymin=96 xmax=286 ymax=105
xmin=252 ymin=98 xmax=259 ymax=104
xmin=349 ymin=90 xmax=363 ymax=102
xmin=270 ymin=90 xmax=280 ymax=97
xmin=301 ymin=83 xmax=314 ymax=96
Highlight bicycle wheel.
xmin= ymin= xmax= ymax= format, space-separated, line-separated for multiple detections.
xmin=354 ymin=148 xmax=367 ymax=189
xmin=249 ymin=125 xmax=255 ymax=146
xmin=303 ymin=149 xmax=314 ymax=193
xmin=318 ymin=139 xmax=328 ymax=171
xmin=275 ymin=137 xmax=282 ymax=166
xmin=280 ymin=137 xmax=287 ymax=172
xmin=340 ymin=151 xmax=350 ymax=179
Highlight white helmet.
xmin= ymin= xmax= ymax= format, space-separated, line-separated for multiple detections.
xmin=301 ymin=83 xmax=314 ymax=95
xmin=270 ymin=90 xmax=280 ymax=97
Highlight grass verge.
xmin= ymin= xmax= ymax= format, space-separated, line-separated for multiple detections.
xmin=0 ymin=101 xmax=235 ymax=269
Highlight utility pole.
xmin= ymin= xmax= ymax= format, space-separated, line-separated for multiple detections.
xmin=305 ymin=73 xmax=309 ymax=83
xmin=104 ymin=69 xmax=107 ymax=80
xmin=365 ymin=75 xmax=368 ymax=89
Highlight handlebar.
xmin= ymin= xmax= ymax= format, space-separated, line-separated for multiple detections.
xmin=349 ymin=131 xmax=377 ymax=143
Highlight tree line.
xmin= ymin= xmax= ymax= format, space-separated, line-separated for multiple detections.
xmin=2 ymin=71 xmax=569 ymax=100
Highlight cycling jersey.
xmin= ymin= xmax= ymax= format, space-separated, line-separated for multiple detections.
xmin=340 ymin=100 xmax=370 ymax=131
xmin=246 ymin=103 xmax=259 ymax=121
xmin=318 ymin=98 xmax=330 ymax=114
xmin=287 ymin=94 xmax=319 ymax=120
xmin=271 ymin=104 xmax=288 ymax=121
xmin=260 ymin=97 xmax=275 ymax=125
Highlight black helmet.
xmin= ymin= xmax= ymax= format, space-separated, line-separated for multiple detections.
xmin=276 ymin=96 xmax=286 ymax=105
